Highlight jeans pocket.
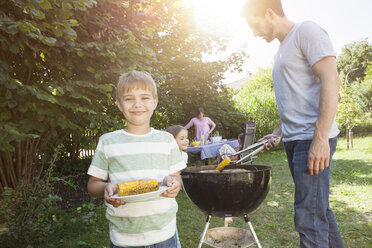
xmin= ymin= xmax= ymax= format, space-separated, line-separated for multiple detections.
xmin=293 ymin=150 xmax=309 ymax=173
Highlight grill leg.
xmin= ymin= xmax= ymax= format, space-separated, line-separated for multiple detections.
xmin=198 ymin=215 xmax=212 ymax=248
xmin=244 ymin=215 xmax=262 ymax=248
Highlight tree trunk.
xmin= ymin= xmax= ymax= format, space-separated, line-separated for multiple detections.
xmin=346 ymin=126 xmax=350 ymax=150
xmin=349 ymin=129 xmax=353 ymax=149
xmin=0 ymin=134 xmax=50 ymax=193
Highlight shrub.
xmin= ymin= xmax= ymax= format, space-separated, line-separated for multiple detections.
xmin=235 ymin=87 xmax=279 ymax=139
xmin=0 ymin=159 xmax=103 ymax=247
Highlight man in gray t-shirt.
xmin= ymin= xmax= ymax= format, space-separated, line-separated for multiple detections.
xmin=241 ymin=0 xmax=344 ymax=247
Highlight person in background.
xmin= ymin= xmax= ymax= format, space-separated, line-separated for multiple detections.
xmin=166 ymin=125 xmax=189 ymax=164
xmin=213 ymin=133 xmax=244 ymax=165
xmin=166 ymin=125 xmax=189 ymax=248
xmin=87 ymin=71 xmax=186 ymax=248
xmin=241 ymin=0 xmax=344 ymax=247
xmin=184 ymin=107 xmax=216 ymax=142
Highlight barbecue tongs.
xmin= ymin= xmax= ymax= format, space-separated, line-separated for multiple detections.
xmin=216 ymin=137 xmax=280 ymax=171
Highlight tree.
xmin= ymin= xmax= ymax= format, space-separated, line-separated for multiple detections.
xmin=0 ymin=0 xmax=168 ymax=191
xmin=234 ymin=67 xmax=279 ymax=138
xmin=336 ymin=40 xmax=372 ymax=148
xmin=144 ymin=0 xmax=247 ymax=138
xmin=0 ymin=0 xmax=246 ymax=192
xmin=336 ymin=87 xmax=363 ymax=149
xmin=336 ymin=38 xmax=372 ymax=83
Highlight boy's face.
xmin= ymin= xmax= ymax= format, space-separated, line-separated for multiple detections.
xmin=116 ymin=88 xmax=158 ymax=131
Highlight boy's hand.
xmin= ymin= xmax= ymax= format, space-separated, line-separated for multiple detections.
xmin=161 ymin=176 xmax=181 ymax=198
xmin=104 ymin=183 xmax=126 ymax=208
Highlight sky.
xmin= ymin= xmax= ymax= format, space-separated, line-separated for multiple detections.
xmin=187 ymin=0 xmax=372 ymax=83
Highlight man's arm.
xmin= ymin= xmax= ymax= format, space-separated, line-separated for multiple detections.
xmin=258 ymin=120 xmax=282 ymax=150
xmin=309 ymin=56 xmax=340 ymax=175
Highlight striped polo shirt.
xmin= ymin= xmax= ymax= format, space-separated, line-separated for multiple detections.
xmin=87 ymin=128 xmax=186 ymax=246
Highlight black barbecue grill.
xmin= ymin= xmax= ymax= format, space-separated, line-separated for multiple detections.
xmin=181 ymin=141 xmax=274 ymax=248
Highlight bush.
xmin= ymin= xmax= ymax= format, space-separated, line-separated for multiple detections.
xmin=0 ymin=162 xmax=104 ymax=247
xmin=0 ymin=178 xmax=63 ymax=247
xmin=235 ymin=87 xmax=279 ymax=139
xmin=54 ymin=158 xmax=92 ymax=177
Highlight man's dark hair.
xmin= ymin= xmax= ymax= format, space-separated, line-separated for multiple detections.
xmin=241 ymin=0 xmax=285 ymax=18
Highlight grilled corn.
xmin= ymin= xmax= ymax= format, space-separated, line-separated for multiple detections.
xmin=216 ymin=157 xmax=231 ymax=172
xmin=117 ymin=179 xmax=159 ymax=196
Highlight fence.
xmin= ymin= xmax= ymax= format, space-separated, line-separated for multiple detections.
xmin=64 ymin=131 xmax=99 ymax=160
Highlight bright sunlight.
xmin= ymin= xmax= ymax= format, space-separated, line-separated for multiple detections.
xmin=185 ymin=0 xmax=246 ymax=34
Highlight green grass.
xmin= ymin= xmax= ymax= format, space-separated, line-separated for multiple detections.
xmin=56 ymin=136 xmax=371 ymax=247
xmin=176 ymin=136 xmax=372 ymax=248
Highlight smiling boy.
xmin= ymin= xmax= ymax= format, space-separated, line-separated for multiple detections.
xmin=87 ymin=71 xmax=186 ymax=248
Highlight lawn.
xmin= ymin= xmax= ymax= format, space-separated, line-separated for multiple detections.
xmin=56 ymin=136 xmax=372 ymax=247
xmin=177 ymin=136 xmax=372 ymax=248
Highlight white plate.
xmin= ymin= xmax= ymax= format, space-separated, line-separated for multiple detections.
xmin=110 ymin=186 xmax=170 ymax=203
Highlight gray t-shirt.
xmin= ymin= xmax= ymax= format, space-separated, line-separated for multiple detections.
xmin=273 ymin=21 xmax=340 ymax=142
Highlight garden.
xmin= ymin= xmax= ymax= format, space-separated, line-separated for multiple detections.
xmin=1 ymin=1 xmax=371 ymax=247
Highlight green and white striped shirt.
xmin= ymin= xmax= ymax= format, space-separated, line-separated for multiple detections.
xmin=87 ymin=128 xmax=186 ymax=246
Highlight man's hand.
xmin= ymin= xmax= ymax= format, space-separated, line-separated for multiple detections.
xmin=104 ymin=183 xmax=126 ymax=208
xmin=258 ymin=134 xmax=281 ymax=151
xmin=161 ymin=176 xmax=181 ymax=198
xmin=308 ymin=137 xmax=330 ymax=175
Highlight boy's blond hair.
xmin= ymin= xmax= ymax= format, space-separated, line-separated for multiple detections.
xmin=116 ymin=71 xmax=158 ymax=100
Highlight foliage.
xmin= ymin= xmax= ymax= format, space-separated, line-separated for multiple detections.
xmin=238 ymin=67 xmax=274 ymax=91
xmin=234 ymin=67 xmax=279 ymax=138
xmin=145 ymin=1 xmax=246 ymax=138
xmin=336 ymin=41 xmax=372 ymax=135
xmin=336 ymin=38 xmax=372 ymax=83
xmin=356 ymin=64 xmax=372 ymax=113
xmin=336 ymin=87 xmax=363 ymax=131
xmin=0 ymin=156 xmax=106 ymax=248
xmin=0 ymin=0 xmax=150 ymax=191
xmin=0 ymin=0 xmax=245 ymax=191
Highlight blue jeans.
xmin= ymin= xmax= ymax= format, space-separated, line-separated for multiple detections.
xmin=284 ymin=137 xmax=344 ymax=248
xmin=110 ymin=231 xmax=179 ymax=248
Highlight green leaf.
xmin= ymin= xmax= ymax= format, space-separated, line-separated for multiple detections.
xmin=7 ymin=100 xmax=17 ymax=108
xmin=43 ymin=37 xmax=57 ymax=46
xmin=29 ymin=7 xmax=46 ymax=20
xmin=77 ymin=49 xmax=84 ymax=57
xmin=103 ymin=84 xmax=113 ymax=92
xmin=63 ymin=28 xmax=77 ymax=38
xmin=53 ymin=27 xmax=63 ymax=37
xmin=38 ymin=0 xmax=52 ymax=10
xmin=86 ymin=66 xmax=95 ymax=73
xmin=69 ymin=19 xmax=78 ymax=26
xmin=0 ymin=111 xmax=11 ymax=121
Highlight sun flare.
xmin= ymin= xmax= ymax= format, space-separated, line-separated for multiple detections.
xmin=184 ymin=0 xmax=246 ymax=34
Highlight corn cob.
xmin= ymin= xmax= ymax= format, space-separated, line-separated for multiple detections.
xmin=216 ymin=157 xmax=231 ymax=172
xmin=117 ymin=179 xmax=159 ymax=196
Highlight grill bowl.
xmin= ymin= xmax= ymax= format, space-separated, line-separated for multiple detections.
xmin=181 ymin=164 xmax=272 ymax=217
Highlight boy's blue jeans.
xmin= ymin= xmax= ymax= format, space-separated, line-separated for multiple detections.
xmin=110 ymin=231 xmax=179 ymax=248
xmin=284 ymin=137 xmax=344 ymax=248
